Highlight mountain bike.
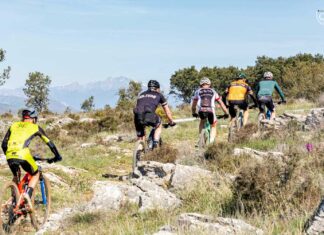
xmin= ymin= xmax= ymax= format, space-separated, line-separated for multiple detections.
xmin=0 ymin=156 xmax=54 ymax=234
xmin=257 ymin=101 xmax=284 ymax=130
xmin=228 ymin=105 xmax=256 ymax=142
xmin=197 ymin=114 xmax=228 ymax=149
xmin=132 ymin=123 xmax=175 ymax=175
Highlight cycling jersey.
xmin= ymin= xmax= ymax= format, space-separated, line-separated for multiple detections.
xmin=227 ymin=79 xmax=252 ymax=101
xmin=134 ymin=90 xmax=167 ymax=113
xmin=133 ymin=90 xmax=167 ymax=137
xmin=2 ymin=122 xmax=61 ymax=174
xmin=256 ymin=80 xmax=285 ymax=100
xmin=192 ymin=88 xmax=221 ymax=113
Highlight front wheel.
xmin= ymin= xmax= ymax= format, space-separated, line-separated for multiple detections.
xmin=198 ymin=128 xmax=209 ymax=150
xmin=0 ymin=182 xmax=19 ymax=234
xmin=133 ymin=141 xmax=145 ymax=174
xmin=30 ymin=173 xmax=51 ymax=231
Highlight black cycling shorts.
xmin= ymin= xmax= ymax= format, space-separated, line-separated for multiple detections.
xmin=134 ymin=112 xmax=161 ymax=137
xmin=198 ymin=111 xmax=216 ymax=125
xmin=257 ymin=96 xmax=274 ymax=113
xmin=228 ymin=100 xmax=248 ymax=118
xmin=7 ymin=158 xmax=38 ymax=177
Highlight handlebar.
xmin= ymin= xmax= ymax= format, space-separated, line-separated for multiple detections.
xmin=162 ymin=122 xmax=176 ymax=128
xmin=33 ymin=155 xmax=56 ymax=163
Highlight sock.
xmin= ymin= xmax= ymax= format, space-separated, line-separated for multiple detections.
xmin=26 ymin=187 xmax=34 ymax=198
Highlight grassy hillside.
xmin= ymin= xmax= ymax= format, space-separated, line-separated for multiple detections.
xmin=0 ymin=99 xmax=322 ymax=234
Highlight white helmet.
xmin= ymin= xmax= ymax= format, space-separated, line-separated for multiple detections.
xmin=200 ymin=77 xmax=211 ymax=86
xmin=263 ymin=71 xmax=273 ymax=79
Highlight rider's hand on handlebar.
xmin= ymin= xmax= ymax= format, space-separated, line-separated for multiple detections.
xmin=47 ymin=155 xmax=62 ymax=164
xmin=192 ymin=113 xmax=199 ymax=118
xmin=223 ymin=114 xmax=229 ymax=119
xmin=169 ymin=121 xmax=176 ymax=127
xmin=281 ymin=100 xmax=287 ymax=104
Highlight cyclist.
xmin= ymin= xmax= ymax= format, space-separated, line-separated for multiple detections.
xmin=133 ymin=80 xmax=176 ymax=149
xmin=1 ymin=109 xmax=62 ymax=209
xmin=256 ymin=71 xmax=286 ymax=120
xmin=192 ymin=77 xmax=229 ymax=143
xmin=225 ymin=73 xmax=258 ymax=126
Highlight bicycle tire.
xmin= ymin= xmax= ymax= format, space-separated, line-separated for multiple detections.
xmin=0 ymin=182 xmax=19 ymax=235
xmin=133 ymin=141 xmax=145 ymax=174
xmin=198 ymin=128 xmax=209 ymax=149
xmin=30 ymin=173 xmax=51 ymax=231
xmin=258 ymin=113 xmax=266 ymax=130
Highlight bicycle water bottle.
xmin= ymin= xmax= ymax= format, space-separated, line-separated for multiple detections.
xmin=40 ymin=179 xmax=47 ymax=205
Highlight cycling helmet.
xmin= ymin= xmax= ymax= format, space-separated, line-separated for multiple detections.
xmin=22 ymin=109 xmax=38 ymax=120
xmin=148 ymin=80 xmax=160 ymax=89
xmin=263 ymin=71 xmax=273 ymax=79
xmin=238 ymin=72 xmax=247 ymax=79
xmin=200 ymin=77 xmax=211 ymax=86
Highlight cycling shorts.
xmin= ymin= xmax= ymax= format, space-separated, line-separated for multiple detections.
xmin=198 ymin=111 xmax=217 ymax=127
xmin=134 ymin=112 xmax=161 ymax=137
xmin=7 ymin=158 xmax=38 ymax=177
xmin=257 ymin=96 xmax=274 ymax=113
xmin=228 ymin=100 xmax=248 ymax=118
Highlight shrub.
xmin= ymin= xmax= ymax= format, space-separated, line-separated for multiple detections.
xmin=142 ymin=145 xmax=178 ymax=163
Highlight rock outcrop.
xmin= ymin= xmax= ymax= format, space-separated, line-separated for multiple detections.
xmin=233 ymin=147 xmax=284 ymax=161
xmin=305 ymin=197 xmax=324 ymax=235
xmin=155 ymin=213 xmax=264 ymax=235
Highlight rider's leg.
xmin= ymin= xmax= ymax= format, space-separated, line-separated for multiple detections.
xmin=209 ymin=113 xmax=217 ymax=143
xmin=270 ymin=109 xmax=276 ymax=120
xmin=229 ymin=103 xmax=236 ymax=126
xmin=243 ymin=110 xmax=249 ymax=126
xmin=267 ymin=99 xmax=276 ymax=120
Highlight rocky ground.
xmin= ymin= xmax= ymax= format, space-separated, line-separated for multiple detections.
xmin=0 ymin=104 xmax=323 ymax=234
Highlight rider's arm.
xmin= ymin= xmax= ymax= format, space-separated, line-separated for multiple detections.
xmin=1 ymin=128 xmax=11 ymax=154
xmin=162 ymin=104 xmax=174 ymax=123
xmin=191 ymin=90 xmax=199 ymax=114
xmin=247 ymin=86 xmax=258 ymax=106
xmin=217 ymin=98 xmax=229 ymax=115
xmin=38 ymin=127 xmax=62 ymax=162
xmin=274 ymin=81 xmax=285 ymax=101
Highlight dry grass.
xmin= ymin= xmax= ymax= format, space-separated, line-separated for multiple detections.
xmin=142 ymin=145 xmax=178 ymax=164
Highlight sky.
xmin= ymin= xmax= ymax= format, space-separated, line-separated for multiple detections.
xmin=0 ymin=0 xmax=324 ymax=88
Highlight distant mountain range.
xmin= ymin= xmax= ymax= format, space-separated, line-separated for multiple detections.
xmin=0 ymin=77 xmax=180 ymax=114
xmin=0 ymin=77 xmax=133 ymax=114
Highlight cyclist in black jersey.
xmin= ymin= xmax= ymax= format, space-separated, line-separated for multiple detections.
xmin=133 ymin=80 xmax=175 ymax=148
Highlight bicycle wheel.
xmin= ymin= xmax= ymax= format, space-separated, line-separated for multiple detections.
xmin=0 ymin=182 xmax=19 ymax=234
xmin=132 ymin=141 xmax=145 ymax=174
xmin=198 ymin=128 xmax=209 ymax=149
xmin=236 ymin=111 xmax=243 ymax=130
xmin=30 ymin=173 xmax=51 ymax=230
xmin=258 ymin=113 xmax=266 ymax=130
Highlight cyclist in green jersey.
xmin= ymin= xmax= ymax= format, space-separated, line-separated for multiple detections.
xmin=256 ymin=71 xmax=286 ymax=120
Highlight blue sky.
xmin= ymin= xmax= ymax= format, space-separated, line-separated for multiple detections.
xmin=0 ymin=0 xmax=323 ymax=88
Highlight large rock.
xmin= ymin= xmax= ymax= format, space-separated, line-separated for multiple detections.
xmin=233 ymin=147 xmax=284 ymax=161
xmin=305 ymin=197 xmax=324 ymax=235
xmin=136 ymin=161 xmax=214 ymax=191
xmin=87 ymin=180 xmax=181 ymax=213
xmin=305 ymin=108 xmax=324 ymax=131
xmin=46 ymin=117 xmax=75 ymax=130
xmin=177 ymin=213 xmax=264 ymax=235
xmin=171 ymin=164 xmax=213 ymax=191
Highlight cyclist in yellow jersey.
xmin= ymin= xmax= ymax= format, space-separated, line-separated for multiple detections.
xmin=1 ymin=109 xmax=62 ymax=208
xmin=225 ymin=73 xmax=257 ymax=126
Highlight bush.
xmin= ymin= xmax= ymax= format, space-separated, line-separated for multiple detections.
xmin=142 ymin=145 xmax=178 ymax=163
xmin=0 ymin=112 xmax=13 ymax=119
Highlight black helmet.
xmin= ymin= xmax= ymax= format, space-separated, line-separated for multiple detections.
xmin=22 ymin=109 xmax=38 ymax=120
xmin=148 ymin=80 xmax=160 ymax=90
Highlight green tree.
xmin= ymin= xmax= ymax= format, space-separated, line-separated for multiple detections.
xmin=0 ymin=49 xmax=11 ymax=86
xmin=23 ymin=71 xmax=51 ymax=113
xmin=116 ymin=80 xmax=142 ymax=110
xmin=81 ymin=96 xmax=95 ymax=112
xmin=170 ymin=66 xmax=199 ymax=103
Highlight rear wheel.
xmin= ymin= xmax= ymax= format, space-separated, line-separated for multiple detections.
xmin=30 ymin=174 xmax=51 ymax=231
xmin=258 ymin=113 xmax=266 ymax=130
xmin=0 ymin=182 xmax=19 ymax=234
xmin=198 ymin=127 xmax=209 ymax=149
